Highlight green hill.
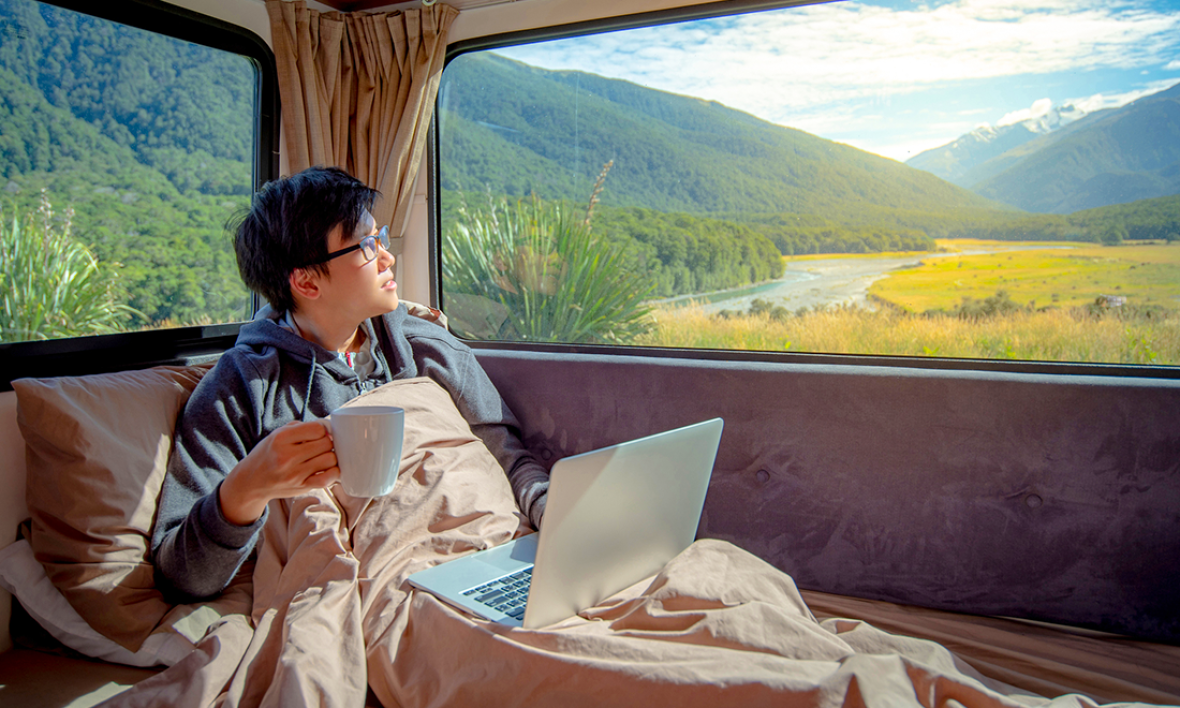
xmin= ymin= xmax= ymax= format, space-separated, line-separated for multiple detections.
xmin=0 ymin=0 xmax=254 ymax=329
xmin=1068 ymin=193 xmax=1180 ymax=243
xmin=438 ymin=53 xmax=1008 ymax=222
xmin=0 ymin=0 xmax=254 ymax=189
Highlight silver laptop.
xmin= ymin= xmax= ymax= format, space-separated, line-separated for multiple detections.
xmin=407 ymin=418 xmax=724 ymax=629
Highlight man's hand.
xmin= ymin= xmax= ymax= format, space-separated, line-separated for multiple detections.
xmin=219 ymin=421 xmax=339 ymax=525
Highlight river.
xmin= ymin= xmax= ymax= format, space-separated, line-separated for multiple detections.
xmin=656 ymin=245 xmax=1067 ymax=314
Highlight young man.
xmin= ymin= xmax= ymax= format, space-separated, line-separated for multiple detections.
xmin=151 ymin=167 xmax=549 ymax=600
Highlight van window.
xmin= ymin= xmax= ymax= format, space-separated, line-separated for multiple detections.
xmin=0 ymin=0 xmax=260 ymax=345
xmin=436 ymin=1 xmax=1180 ymax=367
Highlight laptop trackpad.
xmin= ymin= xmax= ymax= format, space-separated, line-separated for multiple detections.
xmin=476 ymin=533 xmax=539 ymax=571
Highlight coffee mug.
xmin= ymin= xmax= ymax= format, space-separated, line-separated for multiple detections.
xmin=327 ymin=405 xmax=405 ymax=497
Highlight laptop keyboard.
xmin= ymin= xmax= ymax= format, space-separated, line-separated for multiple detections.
xmin=461 ymin=568 xmax=533 ymax=620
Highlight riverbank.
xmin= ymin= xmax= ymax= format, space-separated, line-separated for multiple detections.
xmin=652 ymin=240 xmax=1106 ymax=315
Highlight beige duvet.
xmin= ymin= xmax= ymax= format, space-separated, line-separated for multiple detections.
xmin=97 ymin=378 xmax=1166 ymax=708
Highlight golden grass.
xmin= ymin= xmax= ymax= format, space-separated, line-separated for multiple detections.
xmin=870 ymin=242 xmax=1180 ymax=312
xmin=637 ymin=303 xmax=1180 ymax=365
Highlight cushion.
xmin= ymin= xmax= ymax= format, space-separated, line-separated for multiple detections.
xmin=13 ymin=364 xmax=250 ymax=654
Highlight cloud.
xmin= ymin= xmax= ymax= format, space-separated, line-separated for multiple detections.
xmin=491 ymin=0 xmax=1180 ymax=158
xmin=499 ymin=1 xmax=1179 ymax=118
xmin=997 ymin=98 xmax=1054 ymax=126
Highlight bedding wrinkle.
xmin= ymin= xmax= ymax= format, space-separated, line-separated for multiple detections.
xmin=94 ymin=615 xmax=253 ymax=708
xmin=902 ymin=660 xmax=1026 ymax=708
xmin=222 ymin=488 xmax=368 ymax=708
xmin=804 ymin=592 xmax=1180 ymax=704
xmin=822 ymin=617 xmax=1037 ymax=702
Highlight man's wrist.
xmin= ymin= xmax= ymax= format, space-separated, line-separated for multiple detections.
xmin=219 ymin=472 xmax=268 ymax=526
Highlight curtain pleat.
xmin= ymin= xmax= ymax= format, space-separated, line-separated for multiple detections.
xmin=266 ymin=0 xmax=458 ymax=254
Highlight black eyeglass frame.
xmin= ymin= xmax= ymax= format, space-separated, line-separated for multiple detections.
xmin=303 ymin=225 xmax=390 ymax=267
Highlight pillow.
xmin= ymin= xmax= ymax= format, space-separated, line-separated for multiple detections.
xmin=13 ymin=364 xmax=250 ymax=654
xmin=0 ymin=539 xmax=193 ymax=666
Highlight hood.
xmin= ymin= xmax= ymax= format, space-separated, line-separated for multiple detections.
xmin=231 ymin=304 xmax=406 ymax=420
xmin=235 ymin=304 xmax=331 ymax=364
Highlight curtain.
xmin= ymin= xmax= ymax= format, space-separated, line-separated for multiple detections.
xmin=266 ymin=0 xmax=458 ymax=254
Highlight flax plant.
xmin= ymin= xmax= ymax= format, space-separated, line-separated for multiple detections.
xmin=443 ymin=166 xmax=652 ymax=344
xmin=0 ymin=193 xmax=137 ymax=342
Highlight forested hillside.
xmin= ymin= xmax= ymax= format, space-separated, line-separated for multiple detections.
xmin=592 ymin=207 xmax=784 ymax=297
xmin=0 ymin=0 xmax=254 ymax=329
xmin=439 ymin=53 xmax=1003 ymax=219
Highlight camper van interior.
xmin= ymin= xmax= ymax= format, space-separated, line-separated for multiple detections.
xmin=1 ymin=0 xmax=1178 ymax=705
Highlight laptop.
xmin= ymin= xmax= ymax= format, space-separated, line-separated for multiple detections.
xmin=407 ymin=417 xmax=724 ymax=629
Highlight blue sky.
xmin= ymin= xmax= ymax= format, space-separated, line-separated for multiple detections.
xmin=495 ymin=0 xmax=1180 ymax=161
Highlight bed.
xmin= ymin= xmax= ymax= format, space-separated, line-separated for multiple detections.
xmin=0 ymin=364 xmax=1177 ymax=707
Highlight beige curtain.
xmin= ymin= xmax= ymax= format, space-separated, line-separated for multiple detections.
xmin=266 ymin=0 xmax=458 ymax=254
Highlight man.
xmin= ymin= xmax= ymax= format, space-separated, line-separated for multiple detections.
xmin=151 ymin=166 xmax=549 ymax=600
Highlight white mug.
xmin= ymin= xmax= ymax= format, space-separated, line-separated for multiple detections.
xmin=327 ymin=405 xmax=405 ymax=497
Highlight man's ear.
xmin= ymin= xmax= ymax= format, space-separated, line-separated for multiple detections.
xmin=289 ymin=267 xmax=322 ymax=302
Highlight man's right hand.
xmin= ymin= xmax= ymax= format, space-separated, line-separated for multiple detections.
xmin=218 ymin=420 xmax=339 ymax=526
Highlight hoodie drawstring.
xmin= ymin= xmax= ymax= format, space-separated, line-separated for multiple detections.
xmin=302 ymin=346 xmax=317 ymax=421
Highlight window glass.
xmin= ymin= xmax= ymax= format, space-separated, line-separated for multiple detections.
xmin=437 ymin=0 xmax=1180 ymax=365
xmin=0 ymin=0 xmax=255 ymax=344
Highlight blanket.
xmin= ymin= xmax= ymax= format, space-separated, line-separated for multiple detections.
xmin=99 ymin=379 xmax=1154 ymax=708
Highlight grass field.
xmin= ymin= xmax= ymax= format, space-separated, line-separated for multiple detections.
xmin=638 ymin=240 xmax=1180 ymax=365
xmin=869 ymin=241 xmax=1180 ymax=312
xmin=638 ymin=303 xmax=1180 ymax=364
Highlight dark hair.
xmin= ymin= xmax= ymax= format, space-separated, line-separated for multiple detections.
xmin=233 ymin=166 xmax=379 ymax=313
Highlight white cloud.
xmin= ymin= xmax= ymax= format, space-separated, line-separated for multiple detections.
xmin=500 ymin=1 xmax=1178 ymax=116
xmin=997 ymin=98 xmax=1053 ymax=126
xmin=493 ymin=0 xmax=1180 ymax=157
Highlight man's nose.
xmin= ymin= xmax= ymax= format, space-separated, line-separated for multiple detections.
xmin=377 ymin=239 xmax=395 ymax=267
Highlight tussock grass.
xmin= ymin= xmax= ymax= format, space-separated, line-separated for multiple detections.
xmin=638 ymin=303 xmax=1180 ymax=365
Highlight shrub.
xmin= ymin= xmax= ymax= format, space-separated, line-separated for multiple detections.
xmin=442 ymin=169 xmax=653 ymax=344
xmin=953 ymin=290 xmax=1024 ymax=320
xmin=0 ymin=193 xmax=137 ymax=342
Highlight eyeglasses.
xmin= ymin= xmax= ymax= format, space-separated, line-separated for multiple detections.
xmin=304 ymin=225 xmax=390 ymax=266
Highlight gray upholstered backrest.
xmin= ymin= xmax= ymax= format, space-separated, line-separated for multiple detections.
xmin=477 ymin=349 xmax=1180 ymax=642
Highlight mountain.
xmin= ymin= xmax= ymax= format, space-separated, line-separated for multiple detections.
xmin=972 ymin=83 xmax=1180 ymax=213
xmin=908 ymin=84 xmax=1180 ymax=214
xmin=438 ymin=53 xmax=1009 ymax=224
xmin=906 ymin=100 xmax=1095 ymax=187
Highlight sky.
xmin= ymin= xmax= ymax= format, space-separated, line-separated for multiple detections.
xmin=494 ymin=0 xmax=1180 ymax=161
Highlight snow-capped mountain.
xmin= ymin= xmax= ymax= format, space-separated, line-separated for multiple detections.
xmin=907 ymin=83 xmax=1180 ymax=213
xmin=905 ymin=99 xmax=1092 ymax=188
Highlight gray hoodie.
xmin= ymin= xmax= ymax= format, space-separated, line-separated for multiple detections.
xmin=151 ymin=304 xmax=548 ymax=600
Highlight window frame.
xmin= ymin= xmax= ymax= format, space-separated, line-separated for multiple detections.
xmin=428 ymin=0 xmax=1180 ymax=381
xmin=0 ymin=0 xmax=279 ymax=391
